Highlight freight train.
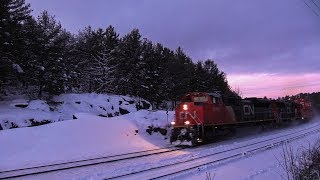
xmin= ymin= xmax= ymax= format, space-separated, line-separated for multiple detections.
xmin=170 ymin=92 xmax=313 ymax=145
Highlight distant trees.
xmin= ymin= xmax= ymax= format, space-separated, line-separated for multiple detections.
xmin=0 ymin=0 xmax=237 ymax=106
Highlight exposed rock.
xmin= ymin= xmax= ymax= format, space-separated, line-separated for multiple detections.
xmin=128 ymin=100 xmax=134 ymax=104
xmin=145 ymin=126 xmax=167 ymax=136
xmin=29 ymin=119 xmax=50 ymax=126
xmin=119 ymin=107 xmax=130 ymax=115
xmin=10 ymin=122 xmax=19 ymax=129
xmin=15 ymin=104 xmax=28 ymax=108
xmin=136 ymin=100 xmax=151 ymax=110
xmin=99 ymin=106 xmax=107 ymax=111
xmin=98 ymin=114 xmax=108 ymax=117
xmin=146 ymin=128 xmax=152 ymax=135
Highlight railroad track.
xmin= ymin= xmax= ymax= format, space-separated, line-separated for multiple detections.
xmin=1 ymin=123 xmax=319 ymax=179
xmin=107 ymin=124 xmax=320 ymax=179
xmin=0 ymin=146 xmax=184 ymax=179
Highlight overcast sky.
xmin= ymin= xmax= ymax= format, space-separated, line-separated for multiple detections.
xmin=26 ymin=0 xmax=320 ymax=98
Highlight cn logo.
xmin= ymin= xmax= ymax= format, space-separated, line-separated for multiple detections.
xmin=180 ymin=111 xmax=197 ymax=120
xmin=243 ymin=105 xmax=254 ymax=115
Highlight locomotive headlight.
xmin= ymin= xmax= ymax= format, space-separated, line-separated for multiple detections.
xmin=171 ymin=121 xmax=175 ymax=125
xmin=183 ymin=104 xmax=188 ymax=110
xmin=184 ymin=121 xmax=190 ymax=125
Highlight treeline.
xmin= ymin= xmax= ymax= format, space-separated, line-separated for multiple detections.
xmin=0 ymin=0 xmax=237 ymax=106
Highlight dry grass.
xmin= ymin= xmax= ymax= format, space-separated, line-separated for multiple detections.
xmin=279 ymin=141 xmax=320 ymax=180
xmin=205 ymin=172 xmax=215 ymax=180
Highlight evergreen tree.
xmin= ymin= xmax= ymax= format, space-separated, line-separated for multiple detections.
xmin=32 ymin=11 xmax=71 ymax=97
xmin=191 ymin=61 xmax=208 ymax=92
xmin=0 ymin=0 xmax=32 ymax=92
xmin=71 ymin=26 xmax=119 ymax=93
xmin=168 ymin=47 xmax=195 ymax=101
xmin=117 ymin=29 xmax=142 ymax=96
xmin=69 ymin=26 xmax=95 ymax=92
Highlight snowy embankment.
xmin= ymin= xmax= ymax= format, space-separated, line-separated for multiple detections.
xmin=0 ymin=110 xmax=174 ymax=171
xmin=184 ymin=117 xmax=320 ymax=180
xmin=0 ymin=93 xmax=151 ymax=130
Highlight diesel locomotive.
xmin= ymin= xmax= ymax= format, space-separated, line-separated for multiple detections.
xmin=170 ymin=92 xmax=313 ymax=145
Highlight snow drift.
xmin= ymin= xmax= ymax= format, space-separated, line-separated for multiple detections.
xmin=0 ymin=111 xmax=172 ymax=171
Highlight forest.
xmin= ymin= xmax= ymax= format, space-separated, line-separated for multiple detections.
xmin=1 ymin=0 xmax=236 ymax=106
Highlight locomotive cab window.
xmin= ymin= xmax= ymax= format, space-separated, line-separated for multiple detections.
xmin=193 ymin=96 xmax=208 ymax=106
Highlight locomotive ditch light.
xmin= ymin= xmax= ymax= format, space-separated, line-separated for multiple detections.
xmin=184 ymin=121 xmax=190 ymax=125
xmin=183 ymin=104 xmax=188 ymax=110
xmin=171 ymin=121 xmax=175 ymax=125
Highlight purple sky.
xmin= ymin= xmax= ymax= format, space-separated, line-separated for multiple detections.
xmin=26 ymin=0 xmax=320 ymax=97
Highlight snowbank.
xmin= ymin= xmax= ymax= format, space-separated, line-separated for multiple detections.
xmin=0 ymin=111 xmax=171 ymax=171
xmin=0 ymin=93 xmax=151 ymax=130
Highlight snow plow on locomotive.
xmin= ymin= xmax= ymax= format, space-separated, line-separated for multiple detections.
xmin=170 ymin=92 xmax=313 ymax=146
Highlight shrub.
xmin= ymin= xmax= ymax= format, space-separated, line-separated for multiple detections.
xmin=280 ymin=141 xmax=320 ymax=180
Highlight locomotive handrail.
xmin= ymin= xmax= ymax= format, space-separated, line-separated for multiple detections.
xmin=192 ymin=110 xmax=203 ymax=125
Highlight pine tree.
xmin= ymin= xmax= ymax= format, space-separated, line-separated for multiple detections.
xmin=168 ymin=47 xmax=195 ymax=101
xmin=117 ymin=29 xmax=142 ymax=96
xmin=191 ymin=61 xmax=208 ymax=92
xmin=203 ymin=59 xmax=229 ymax=93
xmin=145 ymin=43 xmax=175 ymax=107
xmin=71 ymin=26 xmax=119 ymax=93
xmin=0 ymin=0 xmax=32 ymax=92
xmin=32 ymin=11 xmax=71 ymax=97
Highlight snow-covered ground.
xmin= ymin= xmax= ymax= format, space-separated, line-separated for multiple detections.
xmin=0 ymin=110 xmax=173 ymax=172
xmin=0 ymin=93 xmax=151 ymax=130
xmin=183 ymin=122 xmax=320 ymax=180
xmin=1 ymin=101 xmax=319 ymax=180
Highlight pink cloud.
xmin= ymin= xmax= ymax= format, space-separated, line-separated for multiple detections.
xmin=227 ymin=73 xmax=320 ymax=98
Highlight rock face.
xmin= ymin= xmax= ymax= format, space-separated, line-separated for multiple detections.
xmin=0 ymin=93 xmax=152 ymax=130
xmin=29 ymin=119 xmax=51 ymax=126
xmin=119 ymin=107 xmax=130 ymax=115
xmin=146 ymin=126 xmax=168 ymax=136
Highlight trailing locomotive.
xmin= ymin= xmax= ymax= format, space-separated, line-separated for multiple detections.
xmin=170 ymin=92 xmax=313 ymax=145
